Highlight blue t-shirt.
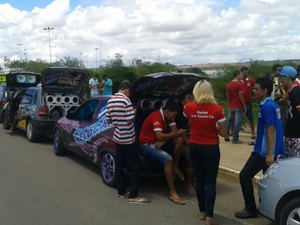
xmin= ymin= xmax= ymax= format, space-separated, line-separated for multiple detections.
xmin=102 ymin=79 xmax=113 ymax=95
xmin=254 ymin=97 xmax=284 ymax=157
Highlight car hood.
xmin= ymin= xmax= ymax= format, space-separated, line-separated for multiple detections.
xmin=5 ymin=72 xmax=41 ymax=88
xmin=131 ymin=72 xmax=208 ymax=102
xmin=41 ymin=67 xmax=88 ymax=90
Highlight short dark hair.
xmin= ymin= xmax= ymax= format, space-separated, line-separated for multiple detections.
xmin=103 ymin=74 xmax=108 ymax=79
xmin=255 ymin=77 xmax=273 ymax=96
xmin=272 ymin=64 xmax=282 ymax=72
xmin=240 ymin=67 xmax=248 ymax=72
xmin=118 ymin=80 xmax=131 ymax=91
xmin=233 ymin=70 xmax=240 ymax=78
xmin=163 ymin=99 xmax=178 ymax=112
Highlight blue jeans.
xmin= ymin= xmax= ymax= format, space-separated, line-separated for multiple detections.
xmin=226 ymin=108 xmax=244 ymax=142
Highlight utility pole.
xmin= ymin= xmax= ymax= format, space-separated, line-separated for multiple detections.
xmin=43 ymin=27 xmax=54 ymax=63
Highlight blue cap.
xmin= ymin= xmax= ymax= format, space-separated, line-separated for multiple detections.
xmin=278 ymin=66 xmax=297 ymax=78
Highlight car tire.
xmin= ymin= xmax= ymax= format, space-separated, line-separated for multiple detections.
xmin=26 ymin=120 xmax=40 ymax=142
xmin=278 ymin=197 xmax=300 ymax=225
xmin=2 ymin=112 xmax=10 ymax=130
xmin=100 ymin=149 xmax=117 ymax=187
xmin=53 ymin=129 xmax=67 ymax=156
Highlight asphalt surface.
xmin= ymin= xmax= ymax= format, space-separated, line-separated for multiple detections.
xmin=0 ymin=127 xmax=272 ymax=225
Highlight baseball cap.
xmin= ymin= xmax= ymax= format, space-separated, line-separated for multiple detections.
xmin=278 ymin=66 xmax=297 ymax=78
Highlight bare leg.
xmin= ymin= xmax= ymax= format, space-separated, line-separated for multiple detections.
xmin=173 ymin=137 xmax=185 ymax=180
xmin=186 ymin=167 xmax=196 ymax=195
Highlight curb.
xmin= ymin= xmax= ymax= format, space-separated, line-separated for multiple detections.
xmin=218 ymin=165 xmax=260 ymax=186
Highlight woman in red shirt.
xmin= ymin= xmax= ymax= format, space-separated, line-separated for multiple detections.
xmin=184 ymin=80 xmax=226 ymax=225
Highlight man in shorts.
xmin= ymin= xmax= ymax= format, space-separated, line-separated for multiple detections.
xmin=139 ymin=99 xmax=187 ymax=205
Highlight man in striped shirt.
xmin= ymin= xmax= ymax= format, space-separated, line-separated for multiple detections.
xmin=106 ymin=80 xmax=149 ymax=204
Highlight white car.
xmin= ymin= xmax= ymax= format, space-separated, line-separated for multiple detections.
xmin=258 ymin=157 xmax=300 ymax=225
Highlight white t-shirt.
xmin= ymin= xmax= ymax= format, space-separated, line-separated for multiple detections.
xmin=89 ymin=78 xmax=99 ymax=97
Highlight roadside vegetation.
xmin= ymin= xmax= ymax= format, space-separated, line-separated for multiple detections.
xmin=2 ymin=55 xmax=299 ymax=129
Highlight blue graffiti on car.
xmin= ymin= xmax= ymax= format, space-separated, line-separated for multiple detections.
xmin=73 ymin=113 xmax=112 ymax=144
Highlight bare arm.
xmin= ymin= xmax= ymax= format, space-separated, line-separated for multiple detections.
xmin=266 ymin=125 xmax=275 ymax=166
xmin=238 ymin=92 xmax=247 ymax=112
xmin=155 ymin=128 xmax=186 ymax=141
xmin=217 ymin=121 xmax=227 ymax=137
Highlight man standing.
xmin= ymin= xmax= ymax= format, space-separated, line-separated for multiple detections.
xmin=235 ymin=77 xmax=284 ymax=219
xmin=241 ymin=67 xmax=256 ymax=140
xmin=89 ymin=74 xmax=100 ymax=97
xmin=139 ymin=99 xmax=187 ymax=205
xmin=225 ymin=70 xmax=246 ymax=143
xmin=278 ymin=66 xmax=300 ymax=157
xmin=106 ymin=80 xmax=149 ymax=204
xmin=101 ymin=74 xmax=113 ymax=95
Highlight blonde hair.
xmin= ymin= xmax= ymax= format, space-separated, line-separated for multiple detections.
xmin=193 ymin=80 xmax=217 ymax=104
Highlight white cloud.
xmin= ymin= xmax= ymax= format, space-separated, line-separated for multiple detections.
xmin=1 ymin=0 xmax=300 ymax=68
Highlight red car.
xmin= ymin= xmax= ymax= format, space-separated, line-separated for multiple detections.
xmin=53 ymin=72 xmax=208 ymax=187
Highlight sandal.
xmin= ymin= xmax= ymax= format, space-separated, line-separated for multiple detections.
xmin=128 ymin=197 xmax=149 ymax=204
xmin=168 ymin=196 xmax=186 ymax=205
xmin=198 ymin=212 xmax=206 ymax=221
xmin=6 ymin=130 xmax=14 ymax=134
xmin=251 ymin=135 xmax=256 ymax=139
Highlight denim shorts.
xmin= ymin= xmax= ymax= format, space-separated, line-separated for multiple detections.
xmin=140 ymin=143 xmax=172 ymax=166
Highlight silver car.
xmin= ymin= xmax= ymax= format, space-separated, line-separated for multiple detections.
xmin=258 ymin=157 xmax=300 ymax=225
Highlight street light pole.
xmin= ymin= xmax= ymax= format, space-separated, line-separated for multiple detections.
xmin=16 ymin=43 xmax=22 ymax=61
xmin=44 ymin=27 xmax=54 ymax=63
xmin=95 ymin=48 xmax=98 ymax=68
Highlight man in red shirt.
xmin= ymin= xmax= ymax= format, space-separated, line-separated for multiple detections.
xmin=241 ymin=67 xmax=256 ymax=141
xmin=139 ymin=99 xmax=187 ymax=204
xmin=225 ymin=70 xmax=246 ymax=143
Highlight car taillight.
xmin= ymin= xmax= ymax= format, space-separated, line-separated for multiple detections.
xmin=38 ymin=105 xmax=49 ymax=117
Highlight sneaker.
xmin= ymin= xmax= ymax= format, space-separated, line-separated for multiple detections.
xmin=117 ymin=192 xmax=129 ymax=198
xmin=235 ymin=209 xmax=257 ymax=219
xmin=232 ymin=140 xmax=242 ymax=144
xmin=224 ymin=137 xmax=230 ymax=142
xmin=129 ymin=197 xmax=149 ymax=204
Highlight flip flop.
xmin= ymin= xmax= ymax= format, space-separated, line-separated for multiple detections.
xmin=129 ymin=197 xmax=149 ymax=204
xmin=198 ymin=212 xmax=206 ymax=221
xmin=169 ymin=196 xmax=186 ymax=205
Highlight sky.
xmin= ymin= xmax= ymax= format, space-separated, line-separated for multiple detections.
xmin=0 ymin=0 xmax=300 ymax=69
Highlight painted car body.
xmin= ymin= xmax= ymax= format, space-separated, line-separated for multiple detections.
xmin=0 ymin=71 xmax=41 ymax=123
xmin=258 ymin=157 xmax=300 ymax=225
xmin=2 ymin=67 xmax=88 ymax=142
xmin=53 ymin=72 xmax=208 ymax=187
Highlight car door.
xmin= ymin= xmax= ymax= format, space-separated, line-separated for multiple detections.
xmin=65 ymin=99 xmax=101 ymax=160
xmin=17 ymin=88 xmax=37 ymax=130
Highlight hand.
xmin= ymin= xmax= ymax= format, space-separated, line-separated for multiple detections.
xmin=266 ymin=154 xmax=274 ymax=166
xmin=176 ymin=129 xmax=186 ymax=136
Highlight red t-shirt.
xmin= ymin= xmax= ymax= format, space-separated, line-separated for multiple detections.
xmin=226 ymin=80 xmax=244 ymax=109
xmin=242 ymin=76 xmax=255 ymax=103
xmin=139 ymin=109 xmax=176 ymax=144
xmin=184 ymin=102 xmax=225 ymax=145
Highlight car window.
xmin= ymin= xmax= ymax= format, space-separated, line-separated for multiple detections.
xmin=95 ymin=99 xmax=108 ymax=118
xmin=75 ymin=99 xmax=99 ymax=121
xmin=21 ymin=88 xmax=36 ymax=105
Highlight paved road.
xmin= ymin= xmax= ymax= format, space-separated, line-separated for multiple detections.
xmin=0 ymin=128 xmax=273 ymax=225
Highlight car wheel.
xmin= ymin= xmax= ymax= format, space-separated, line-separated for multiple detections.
xmin=278 ymin=197 xmax=300 ymax=225
xmin=53 ymin=129 xmax=67 ymax=156
xmin=2 ymin=113 xmax=10 ymax=130
xmin=26 ymin=120 xmax=40 ymax=142
xmin=100 ymin=150 xmax=116 ymax=187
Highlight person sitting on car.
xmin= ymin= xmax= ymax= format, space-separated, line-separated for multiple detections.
xmin=139 ymin=99 xmax=187 ymax=205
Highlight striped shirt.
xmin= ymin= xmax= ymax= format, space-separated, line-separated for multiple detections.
xmin=106 ymin=93 xmax=135 ymax=144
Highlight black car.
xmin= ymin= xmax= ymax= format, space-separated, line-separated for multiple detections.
xmin=53 ymin=72 xmax=208 ymax=187
xmin=2 ymin=67 xmax=88 ymax=142
xmin=0 ymin=71 xmax=41 ymax=123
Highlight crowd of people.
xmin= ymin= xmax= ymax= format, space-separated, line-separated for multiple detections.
xmin=102 ymin=64 xmax=300 ymax=225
